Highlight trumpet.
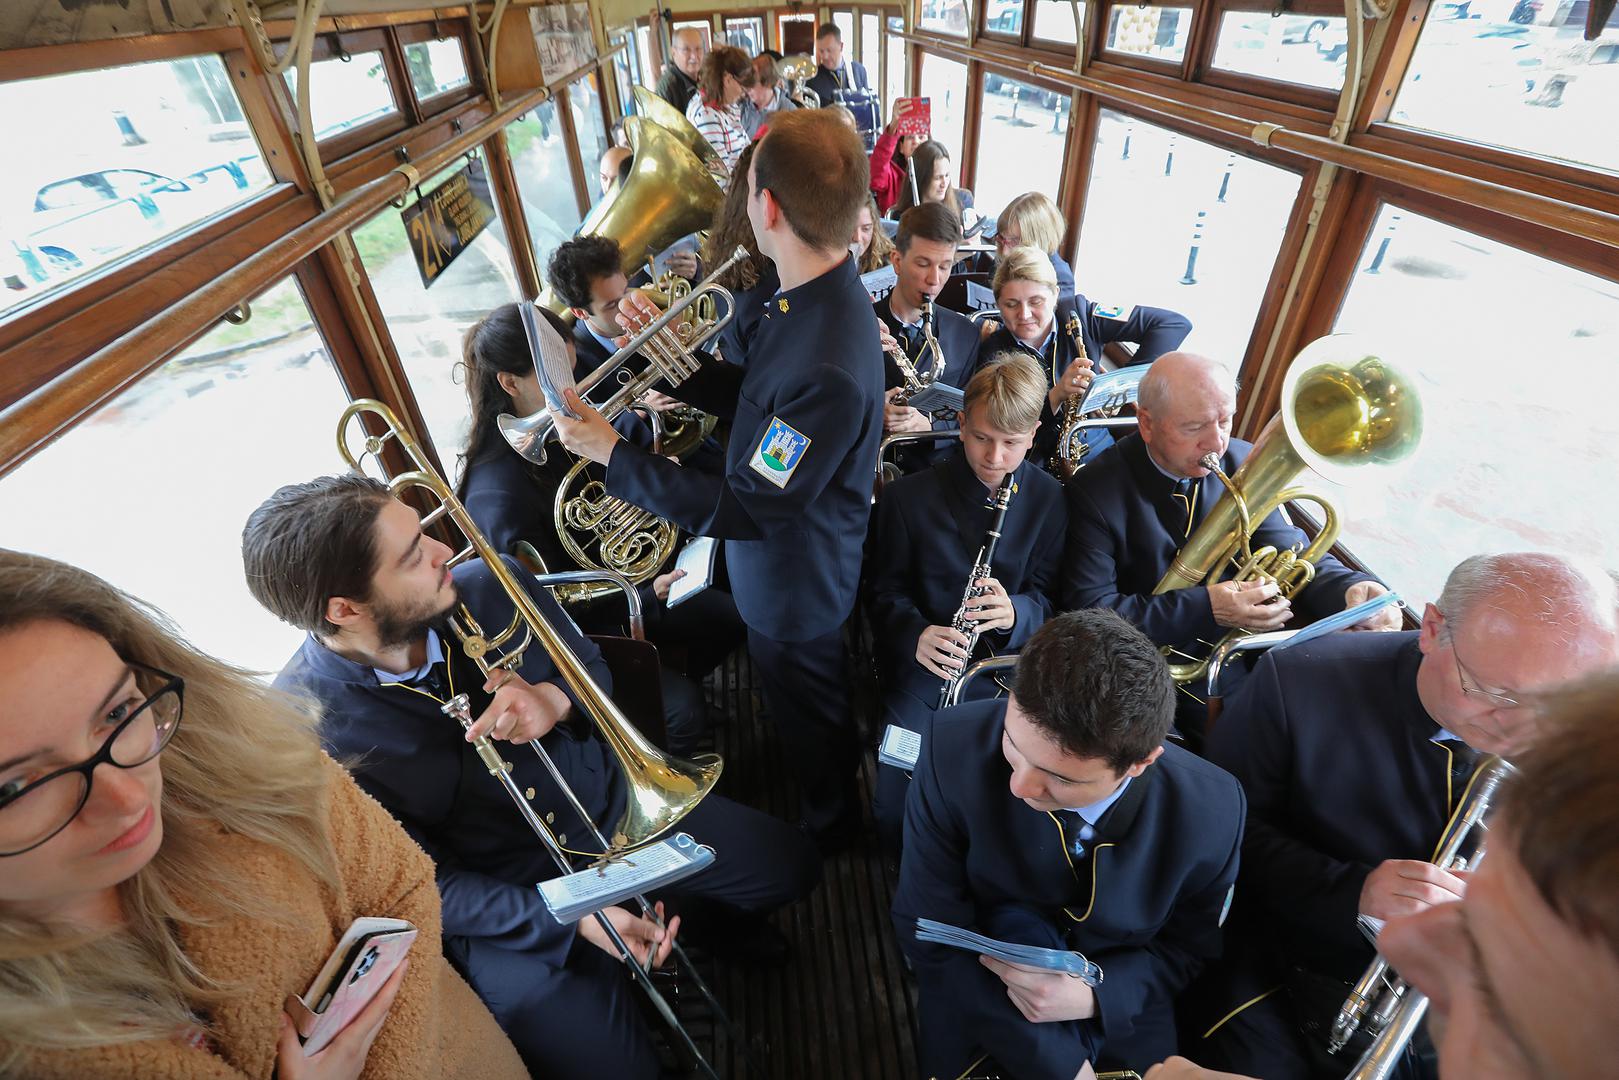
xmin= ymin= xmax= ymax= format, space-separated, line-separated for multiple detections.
xmin=937 ymin=472 xmax=1017 ymax=709
xmin=499 ymin=245 xmax=748 ymax=466
xmin=1333 ymin=757 xmax=1515 ymax=1078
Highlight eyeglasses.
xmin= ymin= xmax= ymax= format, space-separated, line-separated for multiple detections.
xmin=1446 ymin=632 xmax=1521 ymax=711
xmin=0 ymin=664 xmax=183 ymax=857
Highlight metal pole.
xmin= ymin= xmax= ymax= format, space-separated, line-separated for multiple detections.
xmin=1180 ymin=209 xmax=1206 ymax=285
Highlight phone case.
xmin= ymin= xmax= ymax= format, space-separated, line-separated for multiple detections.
xmin=290 ymin=924 xmax=418 ymax=1056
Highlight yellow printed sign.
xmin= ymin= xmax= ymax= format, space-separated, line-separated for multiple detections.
xmin=400 ymin=158 xmax=496 ymax=288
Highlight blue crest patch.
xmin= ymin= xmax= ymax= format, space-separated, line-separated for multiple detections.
xmin=748 ymin=416 xmax=812 ymax=489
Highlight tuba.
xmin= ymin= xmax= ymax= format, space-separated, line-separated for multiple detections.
xmin=1154 ymin=335 xmax=1423 ymax=685
xmin=337 ymin=398 xmax=722 ymax=855
xmin=1334 ymin=757 xmax=1515 ymax=1078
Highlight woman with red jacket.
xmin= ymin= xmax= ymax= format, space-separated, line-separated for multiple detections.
xmin=870 ymin=98 xmax=923 ymax=213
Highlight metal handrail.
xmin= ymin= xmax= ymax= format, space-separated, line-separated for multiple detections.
xmin=944 ymin=653 xmax=1018 ymax=708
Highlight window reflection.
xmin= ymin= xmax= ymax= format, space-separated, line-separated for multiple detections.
xmin=282 ymin=52 xmax=396 ymax=140
xmin=918 ymin=0 xmax=970 ymax=37
xmin=0 ymin=56 xmax=272 ymax=317
xmin=1211 ymin=11 xmax=1348 ymax=89
xmin=985 ymin=0 xmax=1025 ymax=35
xmin=919 ymin=54 xmax=969 ymax=161
xmin=1033 ymin=0 xmax=1083 ymax=44
xmin=404 ymin=38 xmax=471 ymax=100
xmin=0 ymin=278 xmax=348 ymax=671
xmin=1393 ymin=3 xmax=1619 ymax=173
xmin=351 ymin=159 xmax=521 ymax=462
xmin=725 ymin=17 xmax=766 ymax=53
xmin=1075 ymin=109 xmax=1301 ymax=364
xmin=1106 ymin=5 xmax=1193 ymax=61
xmin=861 ymin=13 xmax=882 ymax=92
xmin=886 ymin=17 xmax=908 ymax=109
xmin=1325 ymin=206 xmax=1619 ymax=607
xmin=975 ymin=75 xmax=1070 ymax=214
xmin=569 ymin=75 xmax=612 ymax=197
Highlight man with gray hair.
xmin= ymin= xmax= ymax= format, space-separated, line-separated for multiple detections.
xmin=655 ymin=27 xmax=705 ymax=114
xmin=1189 ymin=551 xmax=1619 ymax=1079
xmin=1060 ymin=351 xmax=1396 ymax=741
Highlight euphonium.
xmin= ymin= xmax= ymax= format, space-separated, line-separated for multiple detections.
xmin=499 ymin=245 xmax=747 ymax=465
xmin=336 ymin=398 xmax=722 ymax=855
xmin=1153 ymin=335 xmax=1424 ymax=685
xmin=1334 ymin=757 xmax=1515 ymax=1079
xmin=779 ymin=54 xmax=822 ymax=107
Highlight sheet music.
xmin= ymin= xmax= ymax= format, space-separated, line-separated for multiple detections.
xmin=538 ymin=833 xmax=715 ymax=924
xmin=650 ymin=233 xmax=702 ymax=281
xmin=665 ymin=536 xmax=717 ymax=609
xmin=878 ymin=725 xmax=921 ymax=770
xmin=914 ymin=918 xmax=1104 ymax=985
xmin=861 ymin=264 xmax=898 ymax=302
xmin=1077 ymin=365 xmax=1147 ymax=414
xmin=964 ymin=281 xmax=997 ymax=312
xmin=1271 ymin=591 xmax=1403 ymax=651
xmin=906 ymin=381 xmax=965 ymax=416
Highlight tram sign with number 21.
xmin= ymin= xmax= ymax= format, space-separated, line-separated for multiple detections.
xmin=401 ymin=157 xmax=496 ymax=288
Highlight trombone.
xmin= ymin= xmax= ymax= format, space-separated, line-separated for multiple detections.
xmin=335 ymin=398 xmax=733 ymax=1076
xmin=499 ymin=246 xmax=748 ymax=465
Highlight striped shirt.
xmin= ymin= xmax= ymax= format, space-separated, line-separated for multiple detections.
xmin=685 ymin=94 xmax=751 ymax=174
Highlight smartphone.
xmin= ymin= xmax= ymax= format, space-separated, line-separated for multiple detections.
xmin=289 ymin=918 xmax=417 ymax=1056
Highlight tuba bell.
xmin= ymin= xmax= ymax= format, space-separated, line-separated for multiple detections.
xmin=778 ymin=54 xmax=822 ymax=107
xmin=1154 ymin=335 xmax=1423 ymax=684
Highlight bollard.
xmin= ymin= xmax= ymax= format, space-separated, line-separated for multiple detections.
xmin=1122 ymin=122 xmax=1133 ymax=159
xmin=1165 ymin=133 xmax=1176 ymax=176
xmin=1180 ymin=209 xmax=1206 ymax=285
xmin=1217 ymin=151 xmax=1234 ymax=203
xmin=1365 ymin=212 xmax=1402 ymax=274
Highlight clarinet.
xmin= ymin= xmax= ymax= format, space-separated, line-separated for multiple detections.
xmin=937 ymin=472 xmax=1018 ymax=709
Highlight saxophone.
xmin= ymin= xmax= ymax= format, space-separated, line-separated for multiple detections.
xmin=937 ymin=472 xmax=1017 ymax=710
xmin=888 ymin=298 xmax=950 ymax=413
xmin=1048 ymin=309 xmax=1103 ymax=480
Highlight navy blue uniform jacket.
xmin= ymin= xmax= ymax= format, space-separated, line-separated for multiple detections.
xmin=606 ymin=257 xmax=885 ymax=641
xmin=1060 ymin=433 xmax=1371 ymax=657
xmin=806 ymin=60 xmax=871 ymax=109
xmin=713 ymin=263 xmax=780 ymax=368
xmin=893 ymin=699 xmax=1245 ymax=1076
xmin=982 ymin=294 xmax=1190 ymax=468
xmin=1206 ymin=632 xmax=1466 ymax=980
xmin=275 ymin=557 xmax=618 ymax=971
xmin=869 ymin=451 xmax=1066 ymax=696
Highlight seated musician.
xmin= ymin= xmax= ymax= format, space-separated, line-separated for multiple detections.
xmin=1188 ymin=552 xmax=1619 ymax=1080
xmin=241 ymin=476 xmax=820 ymax=1080
xmin=893 ymin=609 xmax=1245 ymax=1077
xmin=455 ymin=302 xmax=742 ymax=753
xmin=891 ymin=140 xmax=974 ymax=221
xmin=875 ymin=203 xmax=985 ymax=472
xmin=547 ymin=235 xmax=677 ymax=376
xmin=868 ymin=354 xmax=1066 ymax=850
xmin=0 ymin=550 xmax=529 ymax=1079
xmin=981 ymin=246 xmax=1192 ymax=471
xmin=1059 ymin=352 xmax=1398 ymax=744
xmin=960 ymin=191 xmax=1074 ymax=297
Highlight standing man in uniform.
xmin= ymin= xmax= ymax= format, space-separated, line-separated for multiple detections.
xmin=894 ymin=609 xmax=1246 ymax=1077
xmin=552 ymin=110 xmax=885 ymax=850
xmin=806 ymin=22 xmax=871 ymax=107
xmin=656 ymin=27 xmax=706 ymax=114
xmin=1189 ymin=552 xmax=1619 ymax=1078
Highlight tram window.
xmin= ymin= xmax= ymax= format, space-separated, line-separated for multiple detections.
xmin=1105 ymin=5 xmax=1194 ymax=62
xmin=918 ymin=54 xmax=969 ymax=160
xmin=885 ymin=17 xmax=908 ymax=106
xmin=724 ymin=17 xmax=766 ymax=53
xmin=0 ymin=277 xmax=344 ymax=671
xmin=634 ymin=26 xmax=655 ymax=85
xmin=610 ymin=34 xmax=638 ymax=117
xmin=984 ymin=0 xmax=1025 ymax=36
xmin=861 ymin=13 xmax=882 ymax=86
xmin=1032 ymin=0 xmax=1084 ymax=45
xmin=403 ymin=38 xmax=471 ymax=101
xmin=974 ymin=75 xmax=1070 ymax=214
xmin=834 ymin=11 xmax=857 ymax=49
xmin=1391 ymin=2 xmax=1619 ymax=174
xmin=568 ymin=75 xmax=612 ymax=200
xmin=281 ymin=52 xmax=397 ymax=141
xmin=350 ymin=160 xmax=522 ymax=463
xmin=917 ymin=0 xmax=970 ymax=37
xmin=506 ymin=104 xmax=585 ymax=268
xmin=1075 ymin=109 xmax=1302 ymax=364
xmin=1210 ymin=11 xmax=1348 ymax=90
xmin=0 ymin=56 xmax=272 ymax=318
xmin=1324 ymin=205 xmax=1619 ymax=608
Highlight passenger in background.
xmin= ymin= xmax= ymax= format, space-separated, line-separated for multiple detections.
xmin=740 ymin=52 xmax=797 ymax=138
xmin=982 ymin=245 xmax=1192 ymax=468
xmin=0 ymin=550 xmax=527 ymax=1080
xmin=655 ymin=26 xmax=706 ymax=114
xmin=1059 ymin=352 xmax=1399 ymax=745
xmin=806 ymin=22 xmax=871 ymax=107
xmin=454 ymin=302 xmax=741 ymax=753
xmin=243 ymin=476 xmax=819 ymax=1080
xmin=868 ymin=356 xmax=1067 ymax=851
xmin=892 ymin=139 xmax=974 ymax=220
xmin=875 ymin=203 xmax=984 ymax=472
xmin=701 ymin=142 xmax=777 ymax=367
xmin=853 ymin=190 xmax=896 ymax=275
xmin=893 ymin=609 xmax=1245 ymax=1077
xmin=597 ymin=144 xmax=632 ymax=198
xmin=990 ymin=191 xmax=1075 ymax=296
xmin=870 ymin=98 xmax=924 ymax=213
xmin=686 ymin=46 xmax=756 ymax=175
xmin=1191 ymin=552 xmax=1619 ymax=1080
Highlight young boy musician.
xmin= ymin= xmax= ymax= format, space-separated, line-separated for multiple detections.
xmin=867 ymin=354 xmax=1067 ymax=849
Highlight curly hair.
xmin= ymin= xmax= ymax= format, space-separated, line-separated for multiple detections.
xmin=547 ymin=235 xmax=622 ymax=312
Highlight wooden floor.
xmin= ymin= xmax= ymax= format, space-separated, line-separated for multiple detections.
xmin=662 ymin=644 xmax=922 ymax=1080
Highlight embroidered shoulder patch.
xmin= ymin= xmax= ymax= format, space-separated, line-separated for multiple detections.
xmin=1091 ymin=301 xmax=1134 ymax=321
xmin=749 ymin=416 xmax=811 ymax=489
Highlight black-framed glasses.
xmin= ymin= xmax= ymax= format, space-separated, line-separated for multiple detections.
xmin=0 ymin=664 xmax=183 ymax=857
xmin=1446 ymin=631 xmax=1521 ymax=711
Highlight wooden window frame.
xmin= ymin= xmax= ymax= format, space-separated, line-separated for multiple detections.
xmin=394 ymin=21 xmax=480 ymax=120
xmin=1192 ymin=0 xmax=1345 ymax=110
xmin=1094 ymin=0 xmax=1203 ymax=79
xmin=284 ymin=28 xmax=411 ymax=162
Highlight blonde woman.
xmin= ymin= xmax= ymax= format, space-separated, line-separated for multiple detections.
xmin=0 ymin=550 xmax=525 ymax=1080
xmin=980 ymin=245 xmax=1191 ymax=469
xmin=989 ymin=191 xmax=1074 ymax=295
